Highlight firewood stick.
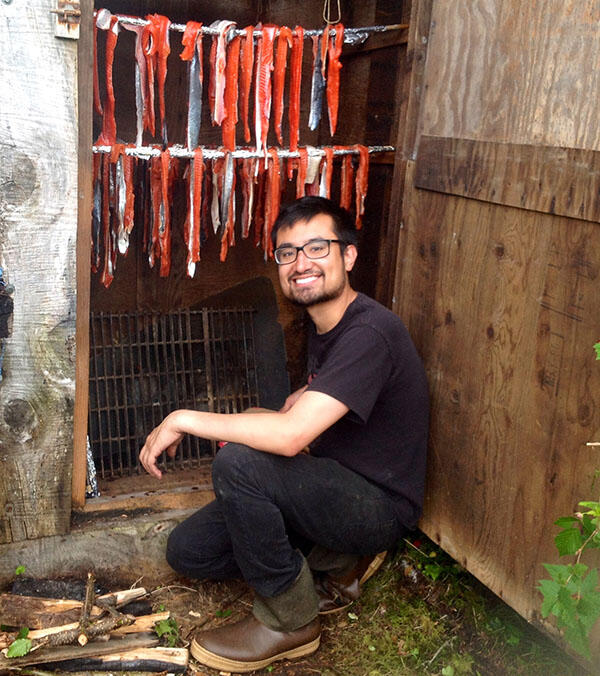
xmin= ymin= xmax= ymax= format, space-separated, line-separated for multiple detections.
xmin=77 ymin=572 xmax=96 ymax=645
xmin=0 ymin=588 xmax=147 ymax=629
xmin=0 ymin=612 xmax=170 ymax=649
xmin=31 ymin=613 xmax=135 ymax=649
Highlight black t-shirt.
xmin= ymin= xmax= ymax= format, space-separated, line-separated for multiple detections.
xmin=306 ymin=293 xmax=429 ymax=528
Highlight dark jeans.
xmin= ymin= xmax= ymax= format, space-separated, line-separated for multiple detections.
xmin=167 ymin=443 xmax=404 ymax=598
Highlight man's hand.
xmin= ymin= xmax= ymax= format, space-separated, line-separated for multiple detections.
xmin=139 ymin=411 xmax=185 ymax=479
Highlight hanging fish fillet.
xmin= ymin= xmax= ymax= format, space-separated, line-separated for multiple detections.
xmin=222 ymin=34 xmax=241 ymax=151
xmin=141 ymin=20 xmax=157 ymax=136
xmin=254 ymin=25 xmax=277 ymax=158
xmin=263 ymin=147 xmax=281 ymax=260
xmin=96 ymin=10 xmax=119 ymax=145
xmin=202 ymin=163 xmax=212 ymax=239
xmin=180 ymin=21 xmax=204 ymax=151
xmin=185 ymin=148 xmax=204 ymax=277
xmin=146 ymin=14 xmax=171 ymax=145
xmin=288 ymin=25 xmax=304 ymax=157
xmin=253 ymin=163 xmax=266 ymax=248
xmin=320 ymin=24 xmax=329 ymax=77
xmin=93 ymin=17 xmax=103 ymax=116
xmin=211 ymin=157 xmax=224 ymax=234
xmin=122 ymin=22 xmax=149 ymax=147
xmin=118 ymin=149 xmax=136 ymax=254
xmin=295 ymin=147 xmax=308 ymax=198
xmin=158 ymin=148 xmax=173 ymax=276
xmin=354 ymin=144 xmax=369 ymax=229
xmin=110 ymin=144 xmax=127 ymax=255
xmin=91 ymin=152 xmax=102 ymax=272
xmin=305 ymin=148 xmax=322 ymax=195
xmin=148 ymin=155 xmax=162 ymax=268
xmin=140 ymin=157 xmax=151 ymax=257
xmin=240 ymin=156 xmax=256 ymax=238
xmin=208 ymin=25 xmax=218 ymax=125
xmin=212 ymin=20 xmax=237 ymax=126
xmin=308 ymin=36 xmax=326 ymax=131
xmin=339 ymin=150 xmax=354 ymax=210
xmin=239 ymin=26 xmax=255 ymax=144
xmin=319 ymin=146 xmax=334 ymax=198
xmin=220 ymin=152 xmax=237 ymax=261
xmin=220 ymin=151 xmax=235 ymax=238
xmin=326 ymin=23 xmax=344 ymax=136
xmin=100 ymin=152 xmax=114 ymax=287
xmin=273 ymin=26 xmax=292 ymax=145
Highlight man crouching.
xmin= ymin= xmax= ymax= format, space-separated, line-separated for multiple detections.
xmin=139 ymin=196 xmax=429 ymax=672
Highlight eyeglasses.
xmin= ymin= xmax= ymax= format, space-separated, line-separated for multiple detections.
xmin=273 ymin=238 xmax=346 ymax=265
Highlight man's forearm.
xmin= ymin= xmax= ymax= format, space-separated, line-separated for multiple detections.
xmin=174 ymin=408 xmax=306 ymax=456
xmin=139 ymin=390 xmax=349 ymax=478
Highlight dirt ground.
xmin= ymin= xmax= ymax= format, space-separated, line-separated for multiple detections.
xmin=146 ymin=538 xmax=591 ymax=676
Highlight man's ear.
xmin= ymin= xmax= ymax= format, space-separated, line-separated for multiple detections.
xmin=344 ymin=244 xmax=358 ymax=272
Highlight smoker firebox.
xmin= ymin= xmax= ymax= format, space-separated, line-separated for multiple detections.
xmin=88 ymin=307 xmax=260 ymax=480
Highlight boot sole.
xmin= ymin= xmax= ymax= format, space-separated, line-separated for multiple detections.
xmin=318 ymin=551 xmax=388 ymax=616
xmin=190 ymin=635 xmax=321 ymax=673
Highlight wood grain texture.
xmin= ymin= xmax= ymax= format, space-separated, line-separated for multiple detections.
xmin=422 ymin=1 xmax=600 ymax=150
xmin=415 ymin=136 xmax=600 ymax=223
xmin=377 ymin=0 xmax=434 ymax=306
xmin=393 ymin=171 xmax=600 ymax=651
xmin=73 ymin=0 xmax=94 ymax=508
xmin=0 ymin=0 xmax=79 ymax=542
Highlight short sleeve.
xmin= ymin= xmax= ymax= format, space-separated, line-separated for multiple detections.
xmin=306 ymin=325 xmax=392 ymax=423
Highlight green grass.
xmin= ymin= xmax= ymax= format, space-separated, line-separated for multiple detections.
xmin=316 ymin=535 xmax=589 ymax=676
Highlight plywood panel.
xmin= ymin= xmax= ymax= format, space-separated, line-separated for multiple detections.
xmin=421 ymin=1 xmax=600 ymax=150
xmin=0 ymin=1 xmax=79 ymax=541
xmin=394 ymin=167 xmax=600 ymax=636
xmin=415 ymin=136 xmax=600 ymax=224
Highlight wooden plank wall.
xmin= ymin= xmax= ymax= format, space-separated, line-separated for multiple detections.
xmin=0 ymin=1 xmax=79 ymax=542
xmin=392 ymin=0 xmax=600 ymax=658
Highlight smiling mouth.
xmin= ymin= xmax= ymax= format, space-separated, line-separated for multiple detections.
xmin=293 ymin=275 xmax=321 ymax=286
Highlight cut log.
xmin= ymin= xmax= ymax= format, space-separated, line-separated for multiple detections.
xmin=0 ymin=631 xmax=159 ymax=668
xmin=38 ymin=646 xmax=189 ymax=673
xmin=0 ymin=588 xmax=146 ymax=628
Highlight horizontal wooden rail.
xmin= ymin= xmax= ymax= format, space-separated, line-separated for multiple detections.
xmin=414 ymin=135 xmax=600 ymax=224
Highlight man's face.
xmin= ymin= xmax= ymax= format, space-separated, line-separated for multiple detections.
xmin=275 ymin=213 xmax=357 ymax=307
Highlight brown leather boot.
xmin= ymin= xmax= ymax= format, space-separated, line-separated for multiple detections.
xmin=316 ymin=551 xmax=387 ymax=614
xmin=191 ymin=614 xmax=321 ymax=673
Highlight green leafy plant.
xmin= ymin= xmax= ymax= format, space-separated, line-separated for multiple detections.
xmin=14 ymin=565 xmax=25 ymax=576
xmin=537 ymin=343 xmax=600 ymax=659
xmin=6 ymin=628 xmax=31 ymax=658
xmin=154 ymin=617 xmax=180 ymax=647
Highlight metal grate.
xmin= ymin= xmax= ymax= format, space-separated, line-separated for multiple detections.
xmin=88 ymin=308 xmax=259 ymax=479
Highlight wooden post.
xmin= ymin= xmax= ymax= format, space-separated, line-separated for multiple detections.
xmin=0 ymin=0 xmax=79 ymax=541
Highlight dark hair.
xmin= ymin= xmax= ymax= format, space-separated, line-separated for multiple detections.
xmin=271 ymin=196 xmax=358 ymax=249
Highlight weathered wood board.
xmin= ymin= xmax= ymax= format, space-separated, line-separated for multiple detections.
xmin=415 ymin=136 xmax=600 ymax=224
xmin=0 ymin=1 xmax=79 ymax=542
xmin=421 ymin=0 xmax=600 ymax=150
xmin=393 ymin=161 xmax=600 ymax=654
xmin=386 ymin=1 xmax=600 ymax=661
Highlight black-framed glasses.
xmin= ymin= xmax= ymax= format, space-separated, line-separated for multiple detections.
xmin=273 ymin=238 xmax=345 ymax=265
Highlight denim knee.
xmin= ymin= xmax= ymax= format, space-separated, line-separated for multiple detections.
xmin=212 ymin=443 xmax=260 ymax=496
xmin=165 ymin=521 xmax=189 ymax=573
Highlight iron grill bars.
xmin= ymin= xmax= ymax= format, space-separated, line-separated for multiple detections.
xmin=88 ymin=308 xmax=259 ymax=480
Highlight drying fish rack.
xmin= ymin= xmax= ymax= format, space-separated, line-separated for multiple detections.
xmin=88 ymin=307 xmax=259 ymax=479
